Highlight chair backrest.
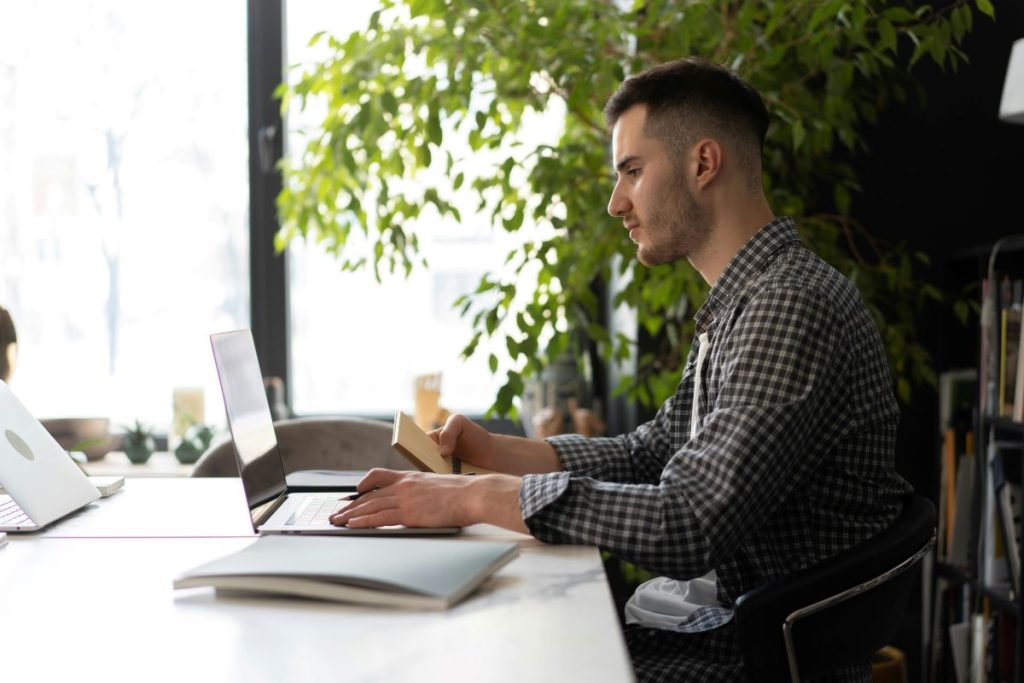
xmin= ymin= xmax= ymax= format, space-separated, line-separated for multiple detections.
xmin=191 ymin=416 xmax=414 ymax=477
xmin=734 ymin=493 xmax=936 ymax=681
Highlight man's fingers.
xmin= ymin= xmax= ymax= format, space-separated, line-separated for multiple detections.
xmin=357 ymin=468 xmax=402 ymax=492
xmin=331 ymin=493 xmax=393 ymax=523
xmin=436 ymin=414 xmax=463 ymax=457
xmin=344 ymin=510 xmax=402 ymax=528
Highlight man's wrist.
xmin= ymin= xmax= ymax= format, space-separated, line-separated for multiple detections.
xmin=465 ymin=474 xmax=527 ymax=532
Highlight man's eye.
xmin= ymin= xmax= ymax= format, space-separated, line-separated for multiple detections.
xmin=627 ymin=168 xmax=640 ymax=178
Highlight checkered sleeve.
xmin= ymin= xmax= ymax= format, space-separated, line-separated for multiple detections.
xmin=519 ymin=392 xmax=686 ymax=519
xmin=520 ymin=284 xmax=851 ymax=579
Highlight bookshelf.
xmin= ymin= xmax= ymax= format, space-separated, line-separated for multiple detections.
xmin=931 ymin=237 xmax=1024 ymax=682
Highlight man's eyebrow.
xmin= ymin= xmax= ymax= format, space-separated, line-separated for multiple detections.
xmin=614 ymin=155 xmax=641 ymax=172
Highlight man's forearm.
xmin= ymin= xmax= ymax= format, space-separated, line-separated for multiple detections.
xmin=466 ymin=474 xmax=530 ymax=533
xmin=489 ymin=433 xmax=563 ymax=475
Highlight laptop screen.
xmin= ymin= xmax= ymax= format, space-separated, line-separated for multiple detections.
xmin=210 ymin=330 xmax=287 ymax=524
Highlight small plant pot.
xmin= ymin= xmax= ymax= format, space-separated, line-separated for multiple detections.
xmin=124 ymin=439 xmax=155 ymax=465
xmin=174 ymin=441 xmax=203 ymax=465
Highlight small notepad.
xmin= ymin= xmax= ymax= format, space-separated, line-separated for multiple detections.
xmin=391 ymin=411 xmax=494 ymax=475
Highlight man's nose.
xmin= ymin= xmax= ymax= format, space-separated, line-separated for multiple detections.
xmin=607 ymin=182 xmax=631 ymax=217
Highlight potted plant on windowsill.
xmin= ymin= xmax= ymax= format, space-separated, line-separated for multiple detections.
xmin=174 ymin=424 xmax=214 ymax=465
xmin=121 ymin=420 xmax=156 ymax=465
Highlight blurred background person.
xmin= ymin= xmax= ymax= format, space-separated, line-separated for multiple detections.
xmin=0 ymin=305 xmax=17 ymax=383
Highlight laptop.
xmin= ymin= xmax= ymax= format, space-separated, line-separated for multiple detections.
xmin=0 ymin=380 xmax=101 ymax=532
xmin=210 ymin=329 xmax=458 ymax=536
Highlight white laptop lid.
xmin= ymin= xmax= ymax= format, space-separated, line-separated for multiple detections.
xmin=0 ymin=380 xmax=100 ymax=529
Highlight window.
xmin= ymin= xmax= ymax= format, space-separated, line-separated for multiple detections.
xmin=0 ymin=1 xmax=249 ymax=429
xmin=284 ymin=1 xmax=519 ymax=416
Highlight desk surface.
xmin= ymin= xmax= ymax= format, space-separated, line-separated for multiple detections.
xmin=2 ymin=479 xmax=634 ymax=682
xmin=34 ymin=477 xmax=256 ymax=537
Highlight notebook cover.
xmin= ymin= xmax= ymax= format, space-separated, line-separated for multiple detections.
xmin=173 ymin=535 xmax=519 ymax=609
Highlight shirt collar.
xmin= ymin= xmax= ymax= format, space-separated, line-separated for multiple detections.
xmin=693 ymin=216 xmax=800 ymax=332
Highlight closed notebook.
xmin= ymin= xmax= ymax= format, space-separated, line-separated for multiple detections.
xmin=173 ymin=535 xmax=519 ymax=609
xmin=391 ymin=411 xmax=494 ymax=475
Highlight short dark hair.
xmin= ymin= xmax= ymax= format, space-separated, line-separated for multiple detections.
xmin=604 ymin=58 xmax=769 ymax=186
xmin=0 ymin=306 xmax=15 ymax=382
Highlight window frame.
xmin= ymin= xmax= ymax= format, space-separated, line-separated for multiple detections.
xmin=247 ymin=0 xmax=290 ymax=406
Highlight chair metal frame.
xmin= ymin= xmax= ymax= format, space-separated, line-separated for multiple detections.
xmin=779 ymin=530 xmax=936 ymax=682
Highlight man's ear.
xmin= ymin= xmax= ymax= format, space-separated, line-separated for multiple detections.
xmin=692 ymin=138 xmax=722 ymax=189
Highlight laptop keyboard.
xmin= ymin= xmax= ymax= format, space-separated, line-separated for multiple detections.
xmin=288 ymin=496 xmax=344 ymax=526
xmin=0 ymin=495 xmax=32 ymax=527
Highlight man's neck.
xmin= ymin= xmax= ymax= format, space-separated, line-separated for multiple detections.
xmin=689 ymin=196 xmax=775 ymax=286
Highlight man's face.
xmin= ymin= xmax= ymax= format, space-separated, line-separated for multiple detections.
xmin=607 ymin=105 xmax=711 ymax=267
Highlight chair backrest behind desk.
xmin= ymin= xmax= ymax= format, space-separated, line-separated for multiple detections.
xmin=192 ymin=416 xmax=413 ymax=477
xmin=734 ymin=493 xmax=936 ymax=682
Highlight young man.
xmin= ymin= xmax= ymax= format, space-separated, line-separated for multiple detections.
xmin=331 ymin=58 xmax=910 ymax=682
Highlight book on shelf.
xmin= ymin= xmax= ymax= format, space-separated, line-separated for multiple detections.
xmin=991 ymin=610 xmax=1018 ymax=682
xmin=970 ymin=599 xmax=1019 ymax=683
xmin=940 ymin=429 xmax=954 ymax=558
xmin=1014 ymin=282 xmax=1024 ymax=420
xmin=971 ymin=611 xmax=986 ymax=683
xmin=948 ymin=435 xmax=976 ymax=568
xmin=950 ymin=618 xmax=970 ymax=683
xmin=941 ymin=369 xmax=978 ymax=434
xmin=983 ymin=440 xmax=1007 ymax=589
xmin=998 ymin=277 xmax=1023 ymax=419
xmin=991 ymin=445 xmax=1022 ymax=595
xmin=938 ymin=368 xmax=977 ymax=561
xmin=173 ymin=535 xmax=520 ymax=609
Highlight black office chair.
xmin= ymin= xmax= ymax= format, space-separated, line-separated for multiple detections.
xmin=734 ymin=493 xmax=936 ymax=682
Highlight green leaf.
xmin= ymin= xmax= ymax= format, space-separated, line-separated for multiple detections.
xmin=428 ymin=108 xmax=443 ymax=146
xmin=791 ymin=119 xmax=806 ymax=151
xmin=976 ymin=0 xmax=995 ymax=19
xmin=505 ymin=203 xmax=525 ymax=231
xmin=954 ymin=300 xmax=970 ymax=325
xmin=882 ymin=8 xmax=914 ymax=23
xmin=833 ymin=184 xmax=851 ymax=216
xmin=417 ymin=144 xmax=432 ymax=167
xmin=878 ymin=19 xmax=897 ymax=53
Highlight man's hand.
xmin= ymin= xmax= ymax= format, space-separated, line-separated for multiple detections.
xmin=429 ymin=414 xmax=498 ymax=470
xmin=329 ymin=468 xmax=529 ymax=533
xmin=429 ymin=413 xmax=564 ymax=476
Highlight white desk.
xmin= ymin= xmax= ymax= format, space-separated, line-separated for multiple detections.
xmin=33 ymin=478 xmax=255 ymax=538
xmin=1 ymin=479 xmax=634 ymax=683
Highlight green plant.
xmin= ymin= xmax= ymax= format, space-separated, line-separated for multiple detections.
xmin=277 ymin=0 xmax=991 ymax=415
xmin=121 ymin=419 xmax=156 ymax=465
xmin=174 ymin=423 xmax=214 ymax=465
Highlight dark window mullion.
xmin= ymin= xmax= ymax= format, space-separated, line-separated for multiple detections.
xmin=247 ymin=0 xmax=289 ymax=407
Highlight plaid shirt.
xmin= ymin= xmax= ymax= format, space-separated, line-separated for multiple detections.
xmin=519 ymin=217 xmax=911 ymax=681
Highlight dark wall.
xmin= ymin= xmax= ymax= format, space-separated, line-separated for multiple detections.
xmin=852 ymin=2 xmax=1024 ymax=496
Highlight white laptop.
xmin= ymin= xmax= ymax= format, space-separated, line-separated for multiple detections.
xmin=0 ymin=380 xmax=101 ymax=532
xmin=210 ymin=329 xmax=458 ymax=536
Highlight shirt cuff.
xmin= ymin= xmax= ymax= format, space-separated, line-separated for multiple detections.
xmin=519 ymin=471 xmax=571 ymax=520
